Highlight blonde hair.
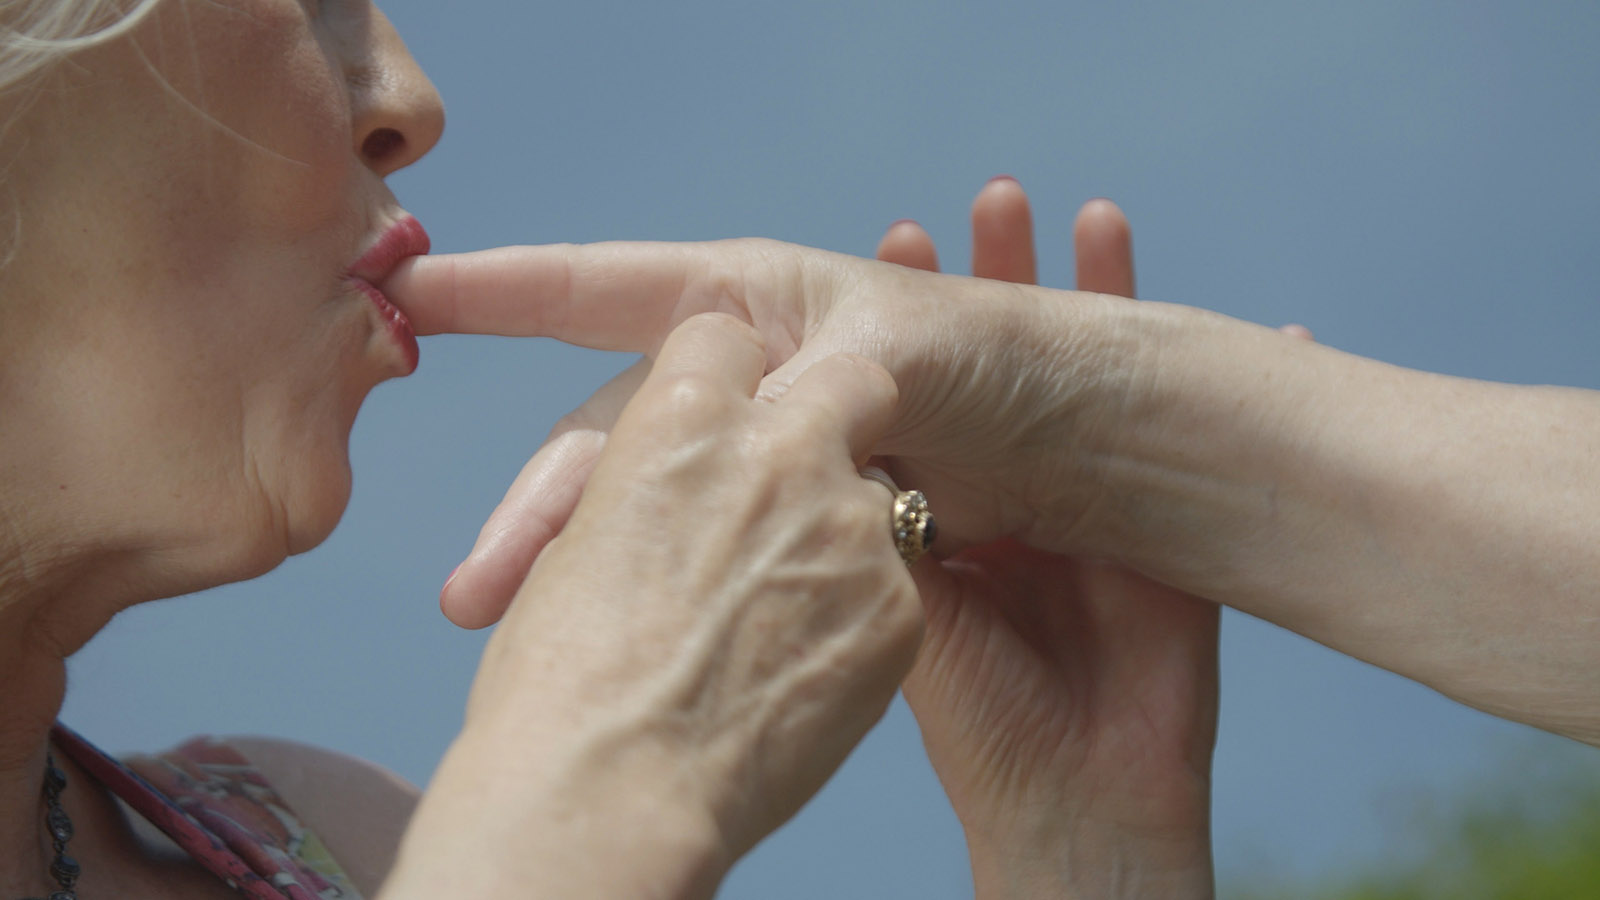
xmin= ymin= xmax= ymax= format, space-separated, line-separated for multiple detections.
xmin=1 ymin=0 xmax=165 ymax=94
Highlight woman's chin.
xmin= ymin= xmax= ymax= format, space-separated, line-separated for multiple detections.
xmin=195 ymin=463 xmax=355 ymax=586
xmin=281 ymin=466 xmax=355 ymax=558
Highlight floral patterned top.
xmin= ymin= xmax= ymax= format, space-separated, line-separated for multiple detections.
xmin=51 ymin=723 xmax=362 ymax=900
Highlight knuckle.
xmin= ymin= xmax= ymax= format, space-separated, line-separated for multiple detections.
xmin=724 ymin=236 xmax=787 ymax=258
xmin=649 ymin=370 xmax=734 ymax=424
xmin=722 ymin=236 xmax=814 ymax=295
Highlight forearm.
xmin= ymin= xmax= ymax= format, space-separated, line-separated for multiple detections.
xmin=378 ymin=721 xmax=729 ymax=899
xmin=1075 ymin=298 xmax=1600 ymax=742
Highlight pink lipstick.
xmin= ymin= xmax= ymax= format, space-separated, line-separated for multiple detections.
xmin=348 ymin=216 xmax=430 ymax=374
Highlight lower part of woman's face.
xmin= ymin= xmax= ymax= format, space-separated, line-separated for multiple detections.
xmin=0 ymin=0 xmax=443 ymax=579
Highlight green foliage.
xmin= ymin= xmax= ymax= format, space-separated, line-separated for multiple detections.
xmin=1231 ymin=767 xmax=1600 ymax=900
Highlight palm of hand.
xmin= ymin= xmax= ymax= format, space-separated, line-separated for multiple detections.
xmin=905 ymin=539 xmax=1217 ymax=845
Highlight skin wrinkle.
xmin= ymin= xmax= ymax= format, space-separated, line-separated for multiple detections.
xmin=751 ymin=243 xmax=808 ymax=369
xmin=680 ymin=242 xmax=761 ymax=358
xmin=549 ymin=243 xmax=586 ymax=343
xmin=241 ymin=420 xmax=298 ymax=566
xmin=927 ymin=287 xmax=1072 ymax=541
xmin=788 ymin=245 xmax=831 ymax=359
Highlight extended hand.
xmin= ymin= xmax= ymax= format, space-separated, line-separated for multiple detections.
xmin=385 ymin=212 xmax=1133 ymax=629
xmin=387 ymin=179 xmax=1600 ymax=757
xmin=880 ymin=184 xmax=1218 ymax=899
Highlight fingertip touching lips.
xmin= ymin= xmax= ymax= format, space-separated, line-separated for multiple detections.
xmin=348 ymin=215 xmax=430 ymax=374
xmin=349 ymin=215 xmax=431 ymax=283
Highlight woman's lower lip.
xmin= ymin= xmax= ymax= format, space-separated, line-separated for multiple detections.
xmin=348 ymin=277 xmax=420 ymax=374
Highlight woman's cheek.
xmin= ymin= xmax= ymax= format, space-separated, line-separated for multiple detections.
xmin=187 ymin=4 xmax=355 ymax=228
xmin=249 ymin=61 xmax=354 ymax=227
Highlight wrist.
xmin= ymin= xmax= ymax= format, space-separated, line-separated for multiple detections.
xmin=956 ymin=754 xmax=1216 ymax=900
xmin=965 ymin=821 xmax=1214 ymax=900
xmin=988 ymin=284 xmax=1165 ymax=556
xmin=381 ymin=723 xmax=730 ymax=900
xmin=1061 ymin=298 xmax=1324 ymax=568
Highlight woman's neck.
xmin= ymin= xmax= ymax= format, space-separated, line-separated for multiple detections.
xmin=0 ymin=611 xmax=68 ymax=897
xmin=0 ymin=538 xmax=136 ymax=896
xmin=0 ymin=467 xmax=251 ymax=895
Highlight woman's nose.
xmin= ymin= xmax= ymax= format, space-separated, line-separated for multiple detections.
xmin=349 ymin=9 xmax=445 ymax=177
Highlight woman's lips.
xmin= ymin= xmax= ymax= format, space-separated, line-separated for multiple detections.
xmin=350 ymin=216 xmax=431 ymax=282
xmin=347 ymin=276 xmax=420 ymax=374
xmin=348 ymin=216 xmax=430 ymax=374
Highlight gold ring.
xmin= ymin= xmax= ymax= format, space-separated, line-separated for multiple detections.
xmin=860 ymin=467 xmax=936 ymax=565
xmin=891 ymin=489 xmax=936 ymax=566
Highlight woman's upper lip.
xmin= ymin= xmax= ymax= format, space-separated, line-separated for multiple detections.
xmin=348 ymin=216 xmax=431 ymax=283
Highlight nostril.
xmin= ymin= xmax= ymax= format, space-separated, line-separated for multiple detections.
xmin=361 ymin=127 xmax=406 ymax=165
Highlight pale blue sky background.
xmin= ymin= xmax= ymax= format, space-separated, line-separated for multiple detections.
xmin=63 ymin=1 xmax=1600 ymax=895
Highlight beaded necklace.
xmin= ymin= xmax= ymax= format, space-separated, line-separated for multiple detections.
xmin=20 ymin=753 xmax=79 ymax=900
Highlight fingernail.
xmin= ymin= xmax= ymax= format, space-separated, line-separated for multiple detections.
xmin=988 ymin=174 xmax=1019 ymax=185
xmin=889 ymin=218 xmax=919 ymax=229
xmin=443 ymin=563 xmax=461 ymax=593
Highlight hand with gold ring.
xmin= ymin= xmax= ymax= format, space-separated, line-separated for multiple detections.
xmin=392 ymin=313 xmax=923 ymax=896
